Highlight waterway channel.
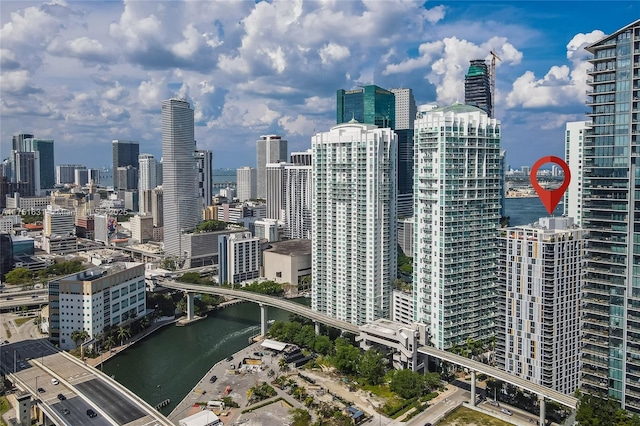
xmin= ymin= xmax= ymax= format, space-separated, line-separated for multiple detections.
xmin=102 ymin=299 xmax=308 ymax=415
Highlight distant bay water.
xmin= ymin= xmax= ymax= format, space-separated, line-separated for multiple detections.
xmin=505 ymin=197 xmax=561 ymax=226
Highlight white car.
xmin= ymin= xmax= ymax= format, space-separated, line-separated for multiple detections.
xmin=500 ymin=408 xmax=512 ymax=416
xmin=51 ymin=378 xmax=59 ymax=385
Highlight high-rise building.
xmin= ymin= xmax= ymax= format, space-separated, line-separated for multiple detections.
xmin=44 ymin=205 xmax=75 ymax=237
xmin=465 ymin=59 xmax=492 ymax=117
xmin=580 ymin=20 xmax=640 ymax=412
xmin=151 ymin=187 xmax=164 ymax=228
xmin=56 ymin=165 xmax=84 ymax=185
xmin=290 ymin=150 xmax=312 ymax=166
xmin=337 ymin=85 xmax=395 ymax=129
xmin=12 ymin=133 xmax=34 ymax=151
xmin=312 ymin=122 xmax=397 ymax=325
xmin=283 ymin=163 xmax=313 ymax=240
xmin=116 ymin=165 xmax=138 ymax=191
xmin=391 ymin=88 xmax=417 ymax=217
xmin=195 ymin=149 xmax=213 ymax=207
xmin=256 ymin=135 xmax=287 ymax=199
xmin=0 ymin=232 xmax=13 ymax=282
xmin=237 ymin=167 xmax=257 ymax=202
xmin=161 ymin=98 xmax=200 ymax=257
xmin=218 ymin=231 xmax=261 ymax=284
xmin=112 ymin=140 xmax=139 ymax=190
xmin=12 ymin=151 xmax=40 ymax=196
xmin=266 ymin=162 xmax=288 ymax=220
xmin=22 ymin=138 xmax=54 ymax=190
xmin=497 ymin=217 xmax=584 ymax=394
xmin=564 ymin=121 xmax=589 ymax=226
xmin=413 ymin=104 xmax=501 ymax=349
xmin=138 ymin=154 xmax=158 ymax=191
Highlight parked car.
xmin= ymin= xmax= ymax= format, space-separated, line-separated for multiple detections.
xmin=225 ymin=356 xmax=233 ymax=361
xmin=37 ymin=387 xmax=45 ymax=393
xmin=57 ymin=393 xmax=66 ymax=401
xmin=209 ymin=375 xmax=217 ymax=383
xmin=86 ymin=409 xmax=97 ymax=418
xmin=51 ymin=379 xmax=59 ymax=385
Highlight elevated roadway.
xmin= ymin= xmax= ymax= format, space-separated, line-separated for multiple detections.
xmin=2 ymin=339 xmax=174 ymax=426
xmin=158 ymin=279 xmax=360 ymax=334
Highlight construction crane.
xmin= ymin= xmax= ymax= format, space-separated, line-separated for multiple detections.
xmin=489 ymin=50 xmax=502 ymax=118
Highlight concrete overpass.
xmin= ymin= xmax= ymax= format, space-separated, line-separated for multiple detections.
xmin=160 ymin=279 xmax=579 ymax=425
xmin=157 ymin=279 xmax=360 ymax=335
xmin=2 ymin=339 xmax=174 ymax=426
xmin=418 ymin=346 xmax=578 ymax=425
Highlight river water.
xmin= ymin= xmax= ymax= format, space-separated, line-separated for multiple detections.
xmin=103 ymin=198 xmax=551 ymax=413
xmin=102 ymin=301 xmax=306 ymax=415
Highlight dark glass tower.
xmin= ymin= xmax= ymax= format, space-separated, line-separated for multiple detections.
xmin=112 ymin=140 xmax=140 ymax=190
xmin=0 ymin=233 xmax=13 ymax=282
xmin=28 ymin=139 xmax=54 ymax=190
xmin=580 ymin=19 xmax=640 ymax=413
xmin=465 ymin=60 xmax=492 ymax=118
xmin=337 ymin=85 xmax=395 ymax=129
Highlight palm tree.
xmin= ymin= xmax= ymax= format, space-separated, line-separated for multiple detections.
xmin=117 ymin=326 xmax=131 ymax=346
xmin=139 ymin=316 xmax=150 ymax=330
xmin=71 ymin=329 xmax=90 ymax=359
xmin=104 ymin=336 xmax=116 ymax=352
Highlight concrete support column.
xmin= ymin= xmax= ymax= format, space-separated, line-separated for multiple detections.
xmin=470 ymin=371 xmax=477 ymax=405
xmin=314 ymin=321 xmax=320 ymax=335
xmin=539 ymin=396 xmax=546 ymax=426
xmin=260 ymin=304 xmax=268 ymax=336
xmin=185 ymin=292 xmax=194 ymax=321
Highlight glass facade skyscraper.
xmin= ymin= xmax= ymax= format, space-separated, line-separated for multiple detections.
xmin=112 ymin=140 xmax=139 ymax=190
xmin=580 ymin=19 xmax=640 ymax=412
xmin=161 ymin=98 xmax=200 ymax=257
xmin=336 ymin=85 xmax=395 ymax=129
xmin=465 ymin=60 xmax=492 ymax=118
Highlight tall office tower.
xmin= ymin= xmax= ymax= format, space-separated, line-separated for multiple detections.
xmin=56 ymin=164 xmax=84 ymax=185
xmin=465 ymin=60 xmax=492 ymax=117
xmin=497 ymin=217 xmax=584 ymax=394
xmin=290 ymin=150 xmax=312 ymax=166
xmin=0 ymin=232 xmax=13 ymax=281
xmin=156 ymin=161 xmax=163 ymax=186
xmin=580 ymin=20 xmax=640 ymax=412
xmin=12 ymin=151 xmax=40 ymax=196
xmin=266 ymin=162 xmax=288 ymax=220
xmin=21 ymin=138 xmax=54 ymax=190
xmin=195 ymin=149 xmax=213 ymax=207
xmin=112 ymin=140 xmax=139 ymax=190
xmin=161 ymin=98 xmax=199 ymax=257
xmin=12 ymin=133 xmax=34 ymax=151
xmin=256 ymin=135 xmax=288 ymax=199
xmin=116 ymin=165 xmax=138 ymax=190
xmin=391 ymin=88 xmax=417 ymax=217
xmin=413 ymin=104 xmax=501 ymax=349
xmin=337 ymin=85 xmax=395 ymax=129
xmin=74 ymin=168 xmax=89 ymax=186
xmin=237 ymin=167 xmax=257 ymax=201
xmin=564 ymin=121 xmax=589 ymax=226
xmin=311 ymin=122 xmax=397 ymax=325
xmin=151 ymin=186 xmax=164 ymax=228
xmin=138 ymin=154 xmax=158 ymax=191
xmin=499 ymin=150 xmax=507 ymax=219
xmin=43 ymin=205 xmax=75 ymax=237
xmin=283 ymin=163 xmax=313 ymax=240
xmin=88 ymin=168 xmax=100 ymax=185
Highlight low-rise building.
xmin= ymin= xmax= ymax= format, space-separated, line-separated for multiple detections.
xmin=262 ymin=239 xmax=311 ymax=290
xmin=49 ymin=261 xmax=146 ymax=350
xmin=218 ymin=231 xmax=261 ymax=285
xmin=358 ymin=319 xmax=427 ymax=371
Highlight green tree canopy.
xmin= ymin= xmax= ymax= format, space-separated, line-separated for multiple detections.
xmin=4 ymin=267 xmax=33 ymax=285
xmin=332 ymin=337 xmax=361 ymax=375
xmin=389 ymin=369 xmax=426 ymax=399
xmin=358 ymin=349 xmax=386 ymax=385
xmin=195 ymin=220 xmax=227 ymax=233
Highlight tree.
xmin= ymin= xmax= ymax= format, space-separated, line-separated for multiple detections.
xmin=104 ymin=336 xmax=116 ymax=352
xmin=178 ymin=272 xmax=201 ymax=284
xmin=332 ymin=337 xmax=361 ymax=375
xmin=71 ymin=329 xmax=89 ymax=359
xmin=289 ymin=408 xmax=311 ymax=426
xmin=358 ymin=350 xmax=386 ymax=385
xmin=314 ymin=335 xmax=332 ymax=355
xmin=117 ymin=327 xmax=131 ymax=346
xmin=389 ymin=369 xmax=426 ymax=399
xmin=4 ymin=268 xmax=33 ymax=285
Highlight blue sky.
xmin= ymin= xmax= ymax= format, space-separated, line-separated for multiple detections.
xmin=1 ymin=1 xmax=637 ymax=170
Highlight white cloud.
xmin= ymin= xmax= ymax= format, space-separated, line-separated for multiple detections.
xmin=278 ymin=114 xmax=315 ymax=135
xmin=319 ymin=43 xmax=350 ymax=65
xmin=505 ymin=30 xmax=605 ymax=109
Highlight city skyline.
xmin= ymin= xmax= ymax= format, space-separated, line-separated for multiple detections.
xmin=1 ymin=1 xmax=637 ymax=169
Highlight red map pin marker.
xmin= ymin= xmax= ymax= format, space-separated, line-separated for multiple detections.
xmin=530 ymin=156 xmax=571 ymax=215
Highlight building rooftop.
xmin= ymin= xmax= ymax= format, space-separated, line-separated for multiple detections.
xmin=264 ymin=239 xmax=312 ymax=256
xmin=430 ymin=102 xmax=486 ymax=114
xmin=60 ymin=261 xmax=142 ymax=282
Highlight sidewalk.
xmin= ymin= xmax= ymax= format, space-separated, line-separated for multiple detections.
xmin=85 ymin=316 xmax=177 ymax=368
